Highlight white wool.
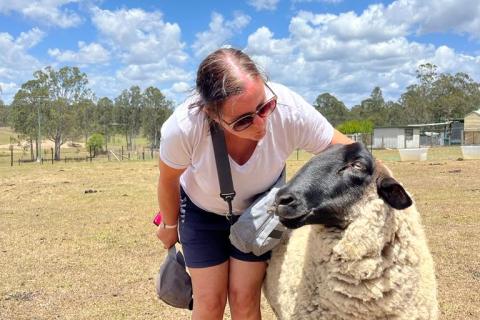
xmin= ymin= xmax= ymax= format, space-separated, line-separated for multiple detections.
xmin=264 ymin=176 xmax=438 ymax=320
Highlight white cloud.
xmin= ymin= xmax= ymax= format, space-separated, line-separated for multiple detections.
xmin=247 ymin=0 xmax=279 ymax=11
xmin=246 ymin=27 xmax=293 ymax=57
xmin=245 ymin=6 xmax=480 ymax=107
xmin=192 ymin=12 xmax=251 ymax=58
xmin=91 ymin=7 xmax=188 ymax=65
xmin=0 ymin=0 xmax=82 ymax=28
xmin=292 ymin=0 xmax=343 ymax=3
xmin=0 ymin=81 xmax=18 ymax=101
xmin=0 ymin=28 xmax=44 ymax=102
xmin=171 ymin=82 xmax=191 ymax=94
xmin=116 ymin=63 xmax=190 ymax=84
xmin=14 ymin=27 xmax=45 ymax=49
xmin=88 ymin=71 xmax=193 ymax=106
xmin=48 ymin=41 xmax=110 ymax=64
xmin=385 ymin=0 xmax=480 ymax=39
xmin=328 ymin=6 xmax=409 ymax=42
xmin=89 ymin=6 xmax=193 ymax=100
xmin=430 ymin=46 xmax=480 ymax=77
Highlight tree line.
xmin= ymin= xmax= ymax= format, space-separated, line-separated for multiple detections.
xmin=1 ymin=63 xmax=479 ymax=159
xmin=1 ymin=66 xmax=173 ymax=160
xmin=314 ymin=63 xmax=480 ymax=133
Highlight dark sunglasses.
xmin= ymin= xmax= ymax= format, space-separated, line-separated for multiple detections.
xmin=222 ymin=83 xmax=278 ymax=132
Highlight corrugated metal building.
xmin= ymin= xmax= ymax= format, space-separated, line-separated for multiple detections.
xmin=373 ymin=127 xmax=421 ymax=149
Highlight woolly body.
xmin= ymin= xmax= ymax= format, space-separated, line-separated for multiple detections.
xmin=264 ymin=161 xmax=438 ymax=320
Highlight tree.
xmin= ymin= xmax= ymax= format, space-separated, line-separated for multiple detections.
xmin=395 ymin=63 xmax=438 ymax=124
xmin=75 ymin=98 xmax=96 ymax=143
xmin=32 ymin=66 xmax=91 ymax=160
xmin=0 ymin=99 xmax=8 ymax=127
xmin=400 ymin=64 xmax=480 ymax=124
xmin=384 ymin=101 xmax=407 ymax=126
xmin=350 ymin=87 xmax=387 ymax=126
xmin=313 ymin=93 xmax=349 ymax=127
xmin=142 ymin=86 xmax=173 ymax=148
xmin=0 ymin=85 xmax=7 ymax=126
xmin=96 ymin=97 xmax=114 ymax=149
xmin=10 ymin=79 xmax=49 ymax=160
xmin=429 ymin=72 xmax=480 ymax=121
xmin=114 ymin=86 xmax=143 ymax=150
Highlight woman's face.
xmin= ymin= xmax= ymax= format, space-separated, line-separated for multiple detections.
xmin=218 ymin=77 xmax=271 ymax=141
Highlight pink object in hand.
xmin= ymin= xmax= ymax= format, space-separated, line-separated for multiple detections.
xmin=153 ymin=212 xmax=163 ymax=226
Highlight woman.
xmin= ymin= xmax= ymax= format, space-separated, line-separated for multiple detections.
xmin=156 ymin=47 xmax=352 ymax=320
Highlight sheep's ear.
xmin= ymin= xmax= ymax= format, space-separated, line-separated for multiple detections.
xmin=377 ymin=177 xmax=412 ymax=210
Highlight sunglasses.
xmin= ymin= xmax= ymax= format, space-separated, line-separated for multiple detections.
xmin=222 ymin=83 xmax=278 ymax=132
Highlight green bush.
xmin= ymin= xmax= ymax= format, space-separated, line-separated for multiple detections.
xmin=86 ymin=133 xmax=104 ymax=155
xmin=336 ymin=120 xmax=374 ymax=134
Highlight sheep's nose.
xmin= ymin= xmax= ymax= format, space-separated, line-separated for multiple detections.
xmin=277 ymin=193 xmax=297 ymax=207
xmin=275 ymin=192 xmax=299 ymax=217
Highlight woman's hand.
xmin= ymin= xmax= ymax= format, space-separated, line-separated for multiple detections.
xmin=156 ymin=226 xmax=178 ymax=249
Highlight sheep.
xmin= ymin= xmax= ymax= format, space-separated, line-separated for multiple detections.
xmin=263 ymin=142 xmax=438 ymax=320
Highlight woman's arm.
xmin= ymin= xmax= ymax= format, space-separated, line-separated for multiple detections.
xmin=330 ymin=128 xmax=354 ymax=145
xmin=156 ymin=158 xmax=186 ymax=249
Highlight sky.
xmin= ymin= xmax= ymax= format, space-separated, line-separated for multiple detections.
xmin=1 ymin=0 xmax=480 ymax=108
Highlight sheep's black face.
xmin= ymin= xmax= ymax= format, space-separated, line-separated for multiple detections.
xmin=275 ymin=142 xmax=374 ymax=229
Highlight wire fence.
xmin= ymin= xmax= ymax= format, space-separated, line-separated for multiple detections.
xmin=2 ymin=131 xmax=480 ymax=167
xmin=2 ymin=145 xmax=160 ymax=166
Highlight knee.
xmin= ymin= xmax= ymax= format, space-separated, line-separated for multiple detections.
xmin=228 ymin=285 xmax=260 ymax=310
xmin=194 ymin=291 xmax=227 ymax=316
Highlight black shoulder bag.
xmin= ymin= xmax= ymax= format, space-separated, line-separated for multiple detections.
xmin=210 ymin=122 xmax=287 ymax=256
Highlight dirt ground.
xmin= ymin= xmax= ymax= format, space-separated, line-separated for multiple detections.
xmin=0 ymin=156 xmax=479 ymax=319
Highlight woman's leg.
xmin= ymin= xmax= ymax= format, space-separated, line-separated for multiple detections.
xmin=178 ymin=188 xmax=232 ymax=319
xmin=189 ymin=261 xmax=229 ymax=320
xmin=228 ymin=258 xmax=267 ymax=320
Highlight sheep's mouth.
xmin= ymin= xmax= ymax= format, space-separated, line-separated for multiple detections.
xmin=278 ymin=212 xmax=310 ymax=229
xmin=275 ymin=201 xmax=311 ymax=229
xmin=278 ymin=208 xmax=348 ymax=230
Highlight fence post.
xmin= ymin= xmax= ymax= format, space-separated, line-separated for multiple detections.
xmin=121 ymin=146 xmax=124 ymax=160
xmin=142 ymin=148 xmax=145 ymax=160
xmin=51 ymin=148 xmax=54 ymax=164
xmin=10 ymin=145 xmax=13 ymax=167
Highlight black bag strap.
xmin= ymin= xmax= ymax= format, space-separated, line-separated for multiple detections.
xmin=210 ymin=122 xmax=236 ymax=222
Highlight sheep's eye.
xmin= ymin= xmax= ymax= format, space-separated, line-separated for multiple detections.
xmin=351 ymin=161 xmax=366 ymax=171
xmin=337 ymin=165 xmax=348 ymax=174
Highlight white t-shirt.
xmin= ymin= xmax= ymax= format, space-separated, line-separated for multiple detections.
xmin=159 ymin=82 xmax=334 ymax=215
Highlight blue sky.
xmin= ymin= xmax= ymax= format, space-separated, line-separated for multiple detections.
xmin=1 ymin=0 xmax=479 ymax=107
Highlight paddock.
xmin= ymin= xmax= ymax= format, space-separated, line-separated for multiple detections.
xmin=0 ymin=149 xmax=479 ymax=319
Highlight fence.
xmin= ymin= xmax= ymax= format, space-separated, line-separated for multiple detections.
xmin=4 ymin=145 xmax=160 ymax=166
xmin=4 ymin=131 xmax=480 ymax=167
xmin=347 ymin=133 xmax=373 ymax=152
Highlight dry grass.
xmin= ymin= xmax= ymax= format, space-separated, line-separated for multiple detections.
xmin=0 ymin=154 xmax=479 ymax=319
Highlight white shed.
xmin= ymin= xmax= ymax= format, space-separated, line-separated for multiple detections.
xmin=373 ymin=127 xmax=421 ymax=149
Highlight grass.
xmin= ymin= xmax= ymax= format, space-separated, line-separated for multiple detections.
xmin=1 ymin=154 xmax=479 ymax=319
xmin=0 ymin=127 xmax=16 ymax=145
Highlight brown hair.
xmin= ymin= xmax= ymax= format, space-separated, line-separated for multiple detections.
xmin=193 ymin=47 xmax=266 ymax=120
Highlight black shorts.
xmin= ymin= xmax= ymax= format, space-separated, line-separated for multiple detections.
xmin=178 ymin=189 xmax=271 ymax=268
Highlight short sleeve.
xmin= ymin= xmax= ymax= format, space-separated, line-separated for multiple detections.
xmin=159 ymin=113 xmax=191 ymax=169
xmin=288 ymin=88 xmax=334 ymax=154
